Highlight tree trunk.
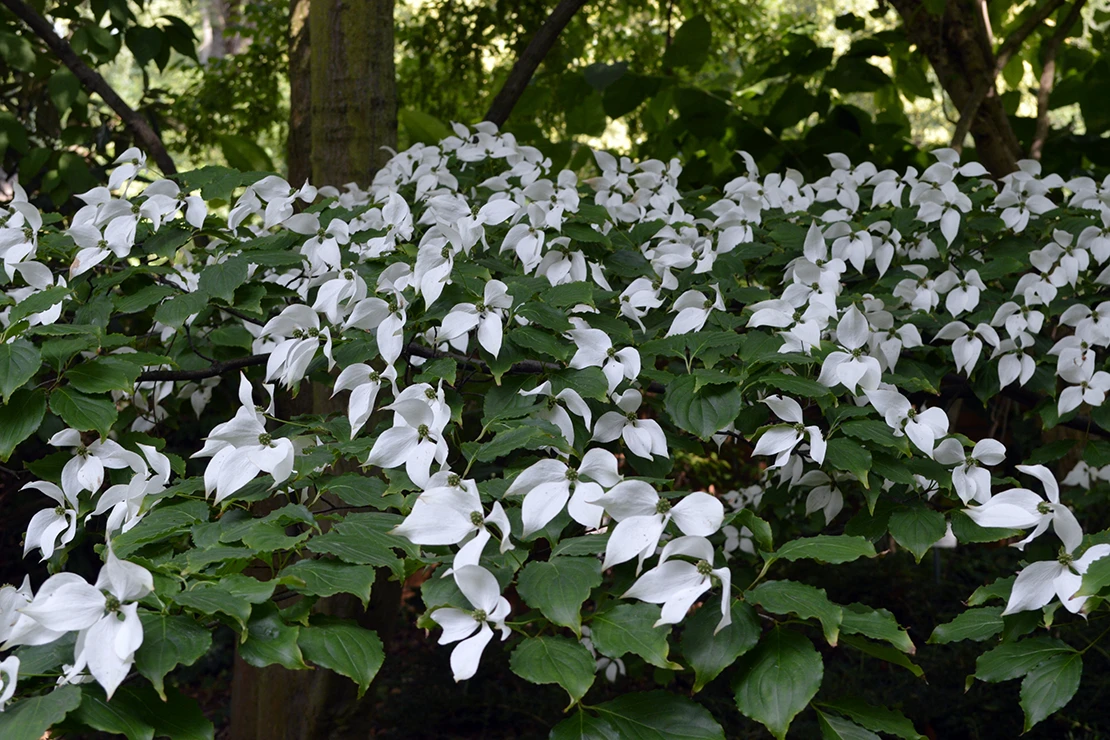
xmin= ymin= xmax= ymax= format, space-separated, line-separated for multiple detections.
xmin=230 ymin=2 xmax=400 ymax=738
xmin=309 ymin=0 xmax=397 ymax=186
xmin=287 ymin=0 xmax=312 ymax=185
xmin=887 ymin=0 xmax=1022 ymax=178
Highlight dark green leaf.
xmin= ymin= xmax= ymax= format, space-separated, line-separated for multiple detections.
xmin=298 ymin=619 xmax=384 ymax=697
xmin=0 ymin=389 xmax=45 ymax=461
xmin=0 ymin=339 xmax=41 ymax=402
xmin=281 ymin=560 xmax=375 ymax=605
xmin=135 ymin=613 xmax=212 ymax=700
xmin=771 ymin=535 xmax=876 ymax=565
xmin=198 ymin=257 xmax=249 ymax=303
xmin=517 ymin=557 xmax=602 ymax=635
xmin=928 ymin=607 xmax=1004 ymax=644
xmin=65 ymin=356 xmax=140 ymax=394
xmin=888 ymin=504 xmax=945 ymax=562
xmin=49 ymin=387 xmax=117 ymax=436
xmin=663 ymin=15 xmax=712 ymax=73
xmin=590 ymin=603 xmax=681 ymax=670
xmin=682 ymin=600 xmax=760 ymax=692
xmin=240 ymin=603 xmax=307 ymax=670
xmin=592 ymin=691 xmax=724 ymax=739
xmin=510 ymin=636 xmax=596 ymax=705
xmin=1020 ymin=651 xmax=1082 ymax=731
xmin=0 ymin=685 xmax=82 ymax=740
xmin=746 ymin=580 xmax=842 ymax=646
xmin=734 ymin=627 xmax=822 ymax=740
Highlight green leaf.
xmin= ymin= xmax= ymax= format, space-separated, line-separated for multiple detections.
xmin=0 ymin=389 xmax=45 ymax=461
xmin=746 ymin=580 xmax=842 ymax=646
xmin=663 ymin=15 xmax=712 ymax=73
xmin=298 ymin=619 xmax=385 ymax=698
xmin=840 ymin=635 xmax=924 ymax=678
xmin=770 ymin=535 xmax=876 ymax=565
xmin=72 ymin=686 xmax=155 ymax=740
xmin=1020 ymin=651 xmax=1082 ymax=731
xmin=517 ymin=557 xmax=602 ymax=635
xmin=840 ymin=603 xmax=914 ymax=654
xmin=665 ymin=374 xmax=742 ymax=440
xmin=477 ymin=420 xmax=568 ymax=461
xmin=591 ymin=691 xmax=725 ymax=739
xmin=49 ymin=386 xmax=117 ymax=436
xmin=154 ymin=291 xmax=209 ymax=327
xmin=306 ymin=512 xmax=417 ymax=578
xmin=734 ymin=509 xmax=772 ymax=551
xmin=8 ymin=286 xmax=69 ymax=326
xmin=281 ymin=559 xmax=376 ymax=605
xmin=816 ymin=711 xmax=880 ymax=740
xmin=949 ymin=510 xmax=1021 ymax=544
xmin=15 ymin=634 xmax=75 ymax=677
xmin=65 ymin=356 xmax=141 ymax=393
xmin=974 ymin=637 xmax=1074 ymax=683
xmin=135 ymin=613 xmax=213 ymax=700
xmin=173 ymin=584 xmax=253 ymax=630
xmin=112 ymin=499 xmax=210 ymax=557
xmin=1076 ymin=551 xmax=1110 ymax=597
xmin=756 ymin=373 xmax=831 ymax=398
xmin=0 ymin=685 xmax=83 ymax=740
xmin=825 ymin=437 xmax=872 ymax=488
xmin=590 ymin=603 xmax=682 ymax=670
xmin=0 ymin=338 xmax=41 ymax=402
xmin=198 ymin=257 xmax=249 ymax=303
xmin=888 ymin=504 xmax=945 ymax=562
xmin=819 ymin=698 xmax=925 ymax=740
xmin=413 ymin=357 xmax=457 ymax=385
xmin=840 ymin=419 xmax=906 ymax=450
xmin=681 ymin=600 xmax=760 ymax=692
xmin=552 ymin=367 xmax=609 ymax=402
xmin=510 ymin=636 xmax=596 ymax=706
xmin=240 ymin=602 xmax=307 ymax=670
xmin=928 ymin=607 xmax=1004 ymax=644
xmin=733 ymin=627 xmax=822 ymax=740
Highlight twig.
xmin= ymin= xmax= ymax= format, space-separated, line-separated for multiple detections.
xmin=950 ymin=0 xmax=1069 ymax=150
xmin=0 ymin=0 xmax=177 ymax=175
xmin=1030 ymin=0 xmax=1087 ymax=159
xmin=483 ymin=0 xmax=589 ymax=127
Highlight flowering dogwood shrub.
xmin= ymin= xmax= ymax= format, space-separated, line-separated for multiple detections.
xmin=2 ymin=124 xmax=1110 ymax=738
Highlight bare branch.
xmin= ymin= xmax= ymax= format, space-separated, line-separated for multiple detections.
xmin=484 ymin=0 xmax=588 ymax=128
xmin=950 ymin=0 xmax=1069 ymax=151
xmin=0 ymin=0 xmax=176 ymax=175
xmin=1031 ymin=0 xmax=1088 ymax=159
xmin=137 ymin=354 xmax=267 ymax=382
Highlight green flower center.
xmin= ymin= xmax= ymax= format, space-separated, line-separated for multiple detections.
xmin=1037 ymin=502 xmax=1053 ymax=515
xmin=448 ymin=474 xmax=461 ymax=487
xmin=470 ymin=511 xmax=484 ymax=526
xmin=696 ymin=560 xmax=712 ymax=576
xmin=258 ymin=433 xmax=273 ymax=446
xmin=655 ymin=498 xmax=672 ymax=515
xmin=417 ymin=424 xmax=430 ymax=440
xmin=472 ymin=609 xmax=487 ymax=622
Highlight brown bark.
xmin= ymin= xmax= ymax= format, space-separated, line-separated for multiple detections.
xmin=308 ymin=0 xmax=397 ymax=186
xmin=287 ymin=0 xmax=312 ymax=185
xmin=1031 ymin=0 xmax=1088 ymax=159
xmin=887 ymin=0 xmax=1040 ymax=178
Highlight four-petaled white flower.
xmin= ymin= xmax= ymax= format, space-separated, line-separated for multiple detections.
xmin=507 ymin=449 xmax=621 ymax=535
xmin=365 ymin=397 xmax=449 ymax=488
xmin=964 ymin=464 xmax=1082 ymax=552
xmin=22 ymin=479 xmax=80 ymax=560
xmin=437 ymin=280 xmax=513 ymax=357
xmin=666 ymin=284 xmax=724 ymax=336
xmin=933 ymin=438 xmax=1006 ymax=505
xmin=623 ymin=535 xmax=732 ymax=633
xmin=519 ymin=381 xmax=593 ymax=447
xmin=192 ymin=375 xmax=295 ymax=502
xmin=1004 ymin=544 xmax=1110 ymax=616
xmin=751 ymin=395 xmax=826 ymax=468
xmin=592 ymin=389 xmax=668 ymax=459
xmin=567 ymin=324 xmax=641 ymax=394
xmin=865 ymin=389 xmax=949 ymax=457
xmin=590 ymin=483 xmax=724 ymax=571
xmin=16 ymin=550 xmax=152 ymax=697
xmin=430 ymin=565 xmax=511 ymax=682
xmin=391 ymin=472 xmax=513 ymax=562
xmin=817 ymin=305 xmax=881 ymax=393
xmin=333 ymin=363 xmax=398 ymax=438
